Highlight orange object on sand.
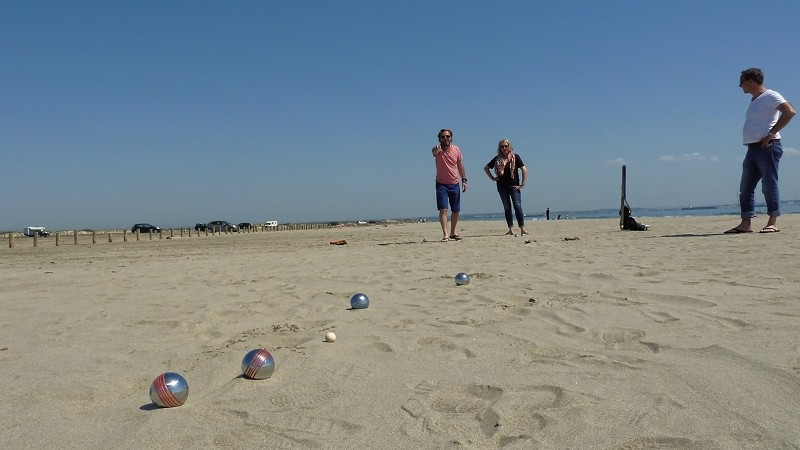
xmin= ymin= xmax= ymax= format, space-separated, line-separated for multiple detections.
xmin=329 ymin=240 xmax=347 ymax=245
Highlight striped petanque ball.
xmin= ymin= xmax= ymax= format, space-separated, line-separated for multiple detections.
xmin=350 ymin=293 xmax=369 ymax=309
xmin=150 ymin=372 xmax=189 ymax=408
xmin=241 ymin=348 xmax=276 ymax=380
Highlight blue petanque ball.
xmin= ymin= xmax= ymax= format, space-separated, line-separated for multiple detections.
xmin=242 ymin=348 xmax=276 ymax=380
xmin=455 ymin=272 xmax=471 ymax=286
xmin=350 ymin=293 xmax=369 ymax=309
xmin=150 ymin=372 xmax=189 ymax=408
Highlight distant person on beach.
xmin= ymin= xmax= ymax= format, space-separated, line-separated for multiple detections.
xmin=432 ymin=128 xmax=467 ymax=241
xmin=546 ymin=208 xmax=550 ymax=220
xmin=484 ymin=139 xmax=528 ymax=236
xmin=726 ymin=68 xmax=796 ymax=234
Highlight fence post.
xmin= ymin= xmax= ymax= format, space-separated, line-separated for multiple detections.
xmin=56 ymin=233 xmax=60 ymax=246
xmin=92 ymin=231 xmax=96 ymax=244
xmin=108 ymin=232 xmax=112 ymax=243
xmin=33 ymin=233 xmax=38 ymax=248
xmin=123 ymin=230 xmax=127 ymax=242
xmin=73 ymin=231 xmax=78 ymax=245
xmin=8 ymin=234 xmax=13 ymax=248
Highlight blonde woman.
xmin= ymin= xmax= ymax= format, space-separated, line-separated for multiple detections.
xmin=484 ymin=139 xmax=529 ymax=235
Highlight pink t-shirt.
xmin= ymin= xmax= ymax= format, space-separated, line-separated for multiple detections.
xmin=434 ymin=144 xmax=462 ymax=184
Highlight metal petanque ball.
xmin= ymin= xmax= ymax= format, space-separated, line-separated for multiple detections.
xmin=241 ymin=348 xmax=276 ymax=380
xmin=150 ymin=372 xmax=189 ymax=408
xmin=455 ymin=272 xmax=471 ymax=286
xmin=350 ymin=293 xmax=369 ymax=309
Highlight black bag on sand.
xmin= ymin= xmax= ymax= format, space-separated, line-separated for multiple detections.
xmin=621 ymin=206 xmax=649 ymax=231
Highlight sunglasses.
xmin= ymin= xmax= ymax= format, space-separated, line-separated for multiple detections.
xmin=438 ymin=135 xmax=451 ymax=139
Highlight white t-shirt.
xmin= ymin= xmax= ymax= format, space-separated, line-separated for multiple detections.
xmin=743 ymin=89 xmax=786 ymax=144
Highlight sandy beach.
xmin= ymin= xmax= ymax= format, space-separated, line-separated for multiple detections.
xmin=1 ymin=215 xmax=799 ymax=449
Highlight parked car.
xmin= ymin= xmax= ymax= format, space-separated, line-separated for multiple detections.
xmin=237 ymin=222 xmax=253 ymax=231
xmin=206 ymin=220 xmax=239 ymax=233
xmin=195 ymin=223 xmax=207 ymax=232
xmin=23 ymin=226 xmax=49 ymax=237
xmin=131 ymin=223 xmax=160 ymax=234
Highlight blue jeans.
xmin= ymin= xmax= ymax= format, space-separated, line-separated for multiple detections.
xmin=497 ymin=184 xmax=525 ymax=227
xmin=739 ymin=141 xmax=782 ymax=219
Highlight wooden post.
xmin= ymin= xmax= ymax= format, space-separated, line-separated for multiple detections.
xmin=620 ymin=165 xmax=627 ymax=231
xmin=108 ymin=232 xmax=112 ymax=243
xmin=33 ymin=233 xmax=38 ymax=248
xmin=56 ymin=233 xmax=60 ymax=246
xmin=159 ymin=229 xmax=163 ymax=239
xmin=8 ymin=233 xmax=13 ymax=248
xmin=188 ymin=228 xmax=192 ymax=237
xmin=73 ymin=231 xmax=78 ymax=245
xmin=92 ymin=231 xmax=96 ymax=244
xmin=123 ymin=230 xmax=127 ymax=242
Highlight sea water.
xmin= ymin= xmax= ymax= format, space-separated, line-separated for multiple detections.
xmin=454 ymin=200 xmax=800 ymax=222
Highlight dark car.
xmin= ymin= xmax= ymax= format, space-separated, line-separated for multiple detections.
xmin=206 ymin=220 xmax=239 ymax=233
xmin=131 ymin=223 xmax=160 ymax=234
xmin=195 ymin=223 xmax=207 ymax=232
xmin=237 ymin=222 xmax=253 ymax=231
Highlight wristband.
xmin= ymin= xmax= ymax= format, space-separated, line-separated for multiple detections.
xmin=462 ymin=178 xmax=467 ymax=182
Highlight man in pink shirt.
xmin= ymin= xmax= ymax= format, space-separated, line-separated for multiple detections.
xmin=432 ymin=128 xmax=467 ymax=241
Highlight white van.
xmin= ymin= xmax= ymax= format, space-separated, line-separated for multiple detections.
xmin=264 ymin=221 xmax=278 ymax=227
xmin=24 ymin=226 xmax=49 ymax=237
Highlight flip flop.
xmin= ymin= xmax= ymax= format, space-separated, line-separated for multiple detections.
xmin=449 ymin=234 xmax=463 ymax=241
xmin=504 ymin=231 xmax=513 ymax=235
xmin=759 ymin=225 xmax=780 ymax=233
xmin=441 ymin=237 xmax=449 ymax=242
xmin=724 ymin=228 xmax=753 ymax=234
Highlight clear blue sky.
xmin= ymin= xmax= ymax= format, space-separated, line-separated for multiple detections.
xmin=2 ymin=1 xmax=799 ymax=230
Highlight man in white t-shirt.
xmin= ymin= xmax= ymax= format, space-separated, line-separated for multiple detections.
xmin=726 ymin=68 xmax=796 ymax=234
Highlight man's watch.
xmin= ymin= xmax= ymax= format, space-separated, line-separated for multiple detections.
xmin=462 ymin=178 xmax=467 ymax=182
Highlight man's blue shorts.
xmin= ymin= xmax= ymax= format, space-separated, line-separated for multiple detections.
xmin=436 ymin=182 xmax=461 ymax=212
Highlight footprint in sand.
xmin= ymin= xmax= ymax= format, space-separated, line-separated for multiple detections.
xmin=598 ymin=328 xmax=661 ymax=353
xmin=410 ymin=336 xmax=476 ymax=359
xmin=401 ymin=382 xmax=573 ymax=446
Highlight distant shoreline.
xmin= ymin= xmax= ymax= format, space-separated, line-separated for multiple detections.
xmin=5 ymin=200 xmax=800 ymax=235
